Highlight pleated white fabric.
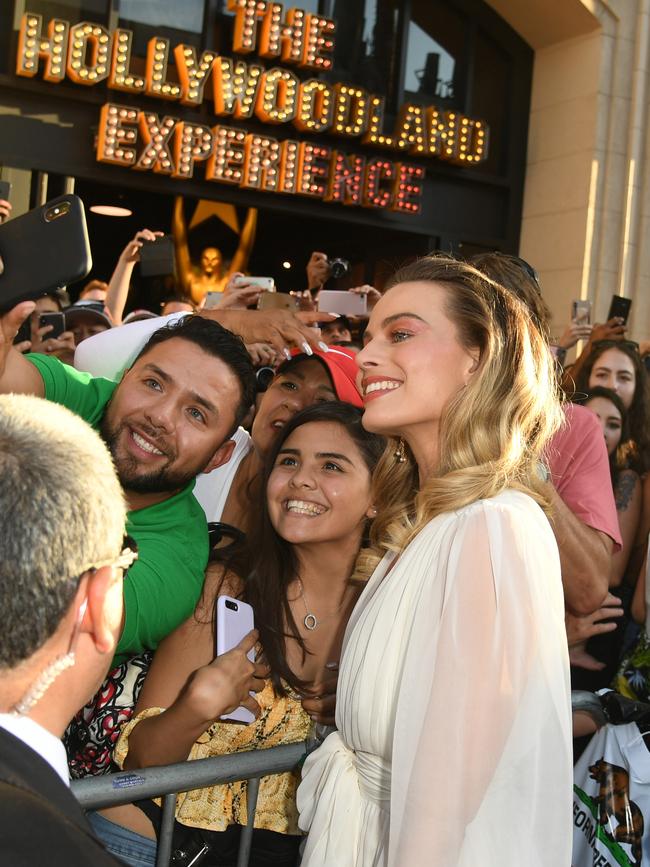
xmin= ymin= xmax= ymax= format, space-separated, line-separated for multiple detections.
xmin=298 ymin=491 xmax=573 ymax=867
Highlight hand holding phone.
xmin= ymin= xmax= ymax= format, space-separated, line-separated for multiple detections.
xmin=216 ymin=596 xmax=259 ymax=724
xmin=607 ymin=295 xmax=632 ymax=325
xmin=39 ymin=312 xmax=66 ymax=340
xmin=234 ymin=275 xmax=275 ymax=292
xmin=318 ymin=290 xmax=367 ymax=317
xmin=0 ymin=195 xmax=91 ymax=312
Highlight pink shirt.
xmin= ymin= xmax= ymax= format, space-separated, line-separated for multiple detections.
xmin=546 ymin=403 xmax=622 ymax=550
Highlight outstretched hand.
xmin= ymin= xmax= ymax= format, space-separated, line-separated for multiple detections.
xmin=201 ymin=307 xmax=330 ymax=359
xmin=185 ymin=630 xmax=269 ymax=723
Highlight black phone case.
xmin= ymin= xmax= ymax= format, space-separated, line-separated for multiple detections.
xmin=0 ymin=195 xmax=92 ymax=313
xmin=39 ymin=312 xmax=65 ymax=339
xmin=139 ymin=235 xmax=175 ymax=277
xmin=607 ymin=294 xmax=632 ymax=323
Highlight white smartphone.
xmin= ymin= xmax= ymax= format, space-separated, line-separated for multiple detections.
xmin=318 ymin=290 xmax=367 ymax=317
xmin=216 ymin=595 xmax=256 ymax=724
xmin=203 ymin=291 xmax=223 ymax=310
xmin=234 ymin=275 xmax=275 ymax=291
xmin=571 ymin=299 xmax=592 ymax=325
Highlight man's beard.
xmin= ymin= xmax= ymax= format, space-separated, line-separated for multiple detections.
xmin=100 ymin=416 xmax=198 ymax=495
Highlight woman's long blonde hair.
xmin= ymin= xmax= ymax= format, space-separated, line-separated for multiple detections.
xmin=355 ymin=254 xmax=563 ymax=580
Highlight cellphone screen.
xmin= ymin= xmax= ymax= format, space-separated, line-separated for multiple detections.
xmin=39 ymin=312 xmax=65 ymax=339
xmin=607 ymin=295 xmax=632 ymax=324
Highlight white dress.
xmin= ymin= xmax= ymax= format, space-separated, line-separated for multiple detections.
xmin=297 ymin=491 xmax=572 ymax=867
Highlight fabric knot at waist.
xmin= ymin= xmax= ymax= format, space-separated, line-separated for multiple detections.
xmin=297 ymin=732 xmax=390 ymax=837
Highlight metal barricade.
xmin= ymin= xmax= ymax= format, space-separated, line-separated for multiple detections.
xmin=72 ymin=740 xmax=315 ymax=867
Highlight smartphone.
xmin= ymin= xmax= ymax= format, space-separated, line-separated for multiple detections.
xmin=318 ymin=290 xmax=367 ymax=317
xmin=571 ymin=299 xmax=591 ymax=325
xmin=235 ymin=275 xmax=275 ymax=292
xmin=39 ymin=312 xmax=66 ymax=339
xmin=139 ymin=235 xmax=174 ymax=277
xmin=203 ymin=291 xmax=223 ymax=310
xmin=0 ymin=195 xmax=92 ymax=313
xmin=607 ymin=295 xmax=632 ymax=324
xmin=0 ymin=180 xmax=12 ymax=201
xmin=216 ymin=595 xmax=256 ymax=725
xmin=257 ymin=292 xmax=298 ymax=311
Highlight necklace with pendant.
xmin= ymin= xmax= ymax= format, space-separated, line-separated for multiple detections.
xmin=297 ymin=577 xmax=344 ymax=631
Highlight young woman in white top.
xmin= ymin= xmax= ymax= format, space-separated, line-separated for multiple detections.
xmin=297 ymin=254 xmax=573 ymax=867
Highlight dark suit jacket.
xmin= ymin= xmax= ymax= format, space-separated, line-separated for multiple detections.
xmin=0 ymin=726 xmax=120 ymax=866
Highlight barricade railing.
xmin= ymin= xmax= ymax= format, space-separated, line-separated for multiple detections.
xmin=72 ymin=739 xmax=316 ymax=867
xmin=73 ymin=693 xmax=607 ymax=866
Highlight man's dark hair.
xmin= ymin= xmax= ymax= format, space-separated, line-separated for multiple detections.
xmin=470 ymin=251 xmax=552 ymax=338
xmin=134 ymin=316 xmax=256 ymax=434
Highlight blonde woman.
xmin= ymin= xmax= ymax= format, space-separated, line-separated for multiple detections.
xmin=297 ymin=256 xmax=572 ymax=866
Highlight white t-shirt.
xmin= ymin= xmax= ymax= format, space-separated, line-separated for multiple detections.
xmin=194 ymin=427 xmax=253 ymax=524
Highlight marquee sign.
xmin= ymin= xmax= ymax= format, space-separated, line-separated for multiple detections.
xmin=15 ymin=1 xmax=489 ymax=215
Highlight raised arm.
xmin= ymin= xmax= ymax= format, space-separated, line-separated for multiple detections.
xmin=229 ymin=207 xmax=258 ymax=276
xmin=105 ymin=229 xmax=163 ymax=324
xmin=172 ymin=196 xmax=193 ymax=297
xmin=0 ymin=303 xmax=45 ymax=396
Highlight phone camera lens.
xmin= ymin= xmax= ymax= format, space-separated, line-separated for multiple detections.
xmin=225 ymin=599 xmax=238 ymax=611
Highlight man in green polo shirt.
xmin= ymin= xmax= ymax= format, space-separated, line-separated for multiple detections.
xmin=0 ymin=308 xmax=256 ymax=662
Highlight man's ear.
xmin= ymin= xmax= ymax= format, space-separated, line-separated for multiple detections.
xmin=202 ymin=438 xmax=236 ymax=475
xmin=82 ymin=565 xmax=123 ymax=656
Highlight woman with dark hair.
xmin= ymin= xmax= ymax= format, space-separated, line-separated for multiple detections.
xmin=567 ymin=388 xmax=641 ymax=676
xmin=570 ymin=340 xmax=650 ymax=474
xmin=89 ymin=402 xmax=384 ymax=867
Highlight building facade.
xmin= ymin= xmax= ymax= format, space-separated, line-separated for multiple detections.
xmin=0 ymin=0 xmax=648 ymax=342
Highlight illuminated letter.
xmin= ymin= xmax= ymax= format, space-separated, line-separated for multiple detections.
xmin=96 ymin=103 xmax=138 ymax=166
xmin=363 ymin=158 xmax=394 ymax=208
xmin=302 ymin=15 xmax=335 ymax=71
xmin=326 ymin=151 xmax=365 ymax=206
xmin=229 ymin=0 xmax=267 ymax=53
xmin=333 ymin=84 xmax=368 ymax=137
xmin=242 ymin=133 xmax=281 ymax=190
xmin=395 ymin=104 xmax=426 ymax=153
xmin=173 ymin=123 xmax=214 ymax=178
xmin=212 ymin=56 xmax=263 ymax=118
xmin=174 ymin=45 xmax=217 ymax=106
xmin=206 ymin=126 xmax=247 ymax=184
xmin=16 ymin=13 xmax=68 ymax=82
xmin=362 ymin=96 xmax=394 ymax=148
xmin=297 ymin=142 xmax=331 ymax=197
xmin=109 ymin=29 xmax=145 ymax=92
xmin=134 ymin=112 xmax=177 ymax=173
xmin=66 ymin=21 xmax=110 ymax=84
xmin=425 ymin=108 xmax=458 ymax=160
xmin=391 ymin=163 xmax=425 ymax=213
xmin=279 ymin=139 xmax=299 ymax=193
xmin=255 ymin=68 xmax=299 ymax=123
xmin=257 ymin=6 xmax=306 ymax=63
xmin=145 ymin=37 xmax=181 ymax=100
xmin=294 ymin=80 xmax=334 ymax=132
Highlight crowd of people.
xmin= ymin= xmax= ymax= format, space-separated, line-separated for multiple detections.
xmin=1 ymin=202 xmax=650 ymax=866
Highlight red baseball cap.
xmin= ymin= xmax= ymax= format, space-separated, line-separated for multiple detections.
xmin=279 ymin=346 xmax=362 ymax=408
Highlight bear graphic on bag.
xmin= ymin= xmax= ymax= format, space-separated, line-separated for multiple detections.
xmin=589 ymin=759 xmax=644 ymax=866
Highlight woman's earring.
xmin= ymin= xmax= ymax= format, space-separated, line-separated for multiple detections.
xmin=394 ymin=438 xmax=407 ymax=463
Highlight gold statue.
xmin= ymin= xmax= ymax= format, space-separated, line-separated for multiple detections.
xmin=172 ymin=197 xmax=258 ymax=305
